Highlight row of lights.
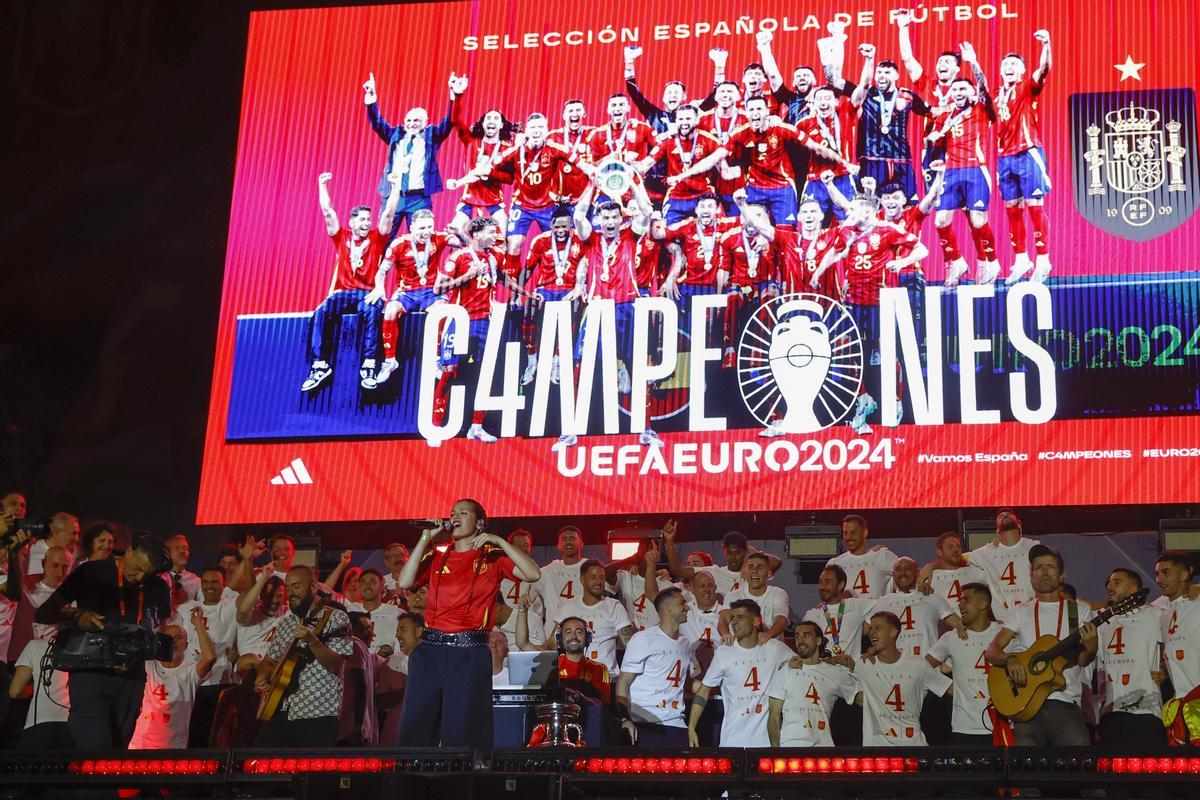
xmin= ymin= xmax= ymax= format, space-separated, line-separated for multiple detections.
xmin=243 ymin=757 xmax=397 ymax=774
xmin=758 ymin=757 xmax=919 ymax=775
xmin=71 ymin=760 xmax=221 ymax=776
xmin=1097 ymin=758 xmax=1200 ymax=774
xmin=573 ymin=757 xmax=734 ymax=775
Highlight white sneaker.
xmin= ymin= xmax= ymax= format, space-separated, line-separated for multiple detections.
xmin=977 ymin=260 xmax=1001 ymax=286
xmin=759 ymin=421 xmax=785 ymax=438
xmin=617 ymin=363 xmax=631 ymax=394
xmin=1031 ymin=254 xmax=1052 ymax=283
xmin=376 ymin=358 xmax=400 ymax=385
xmin=870 ymin=350 xmax=881 ymax=366
xmin=467 ymin=424 xmax=498 ymax=443
xmin=639 ymin=429 xmax=664 ymax=448
xmin=360 ymin=358 xmax=379 ymax=390
xmin=550 ymin=355 xmax=561 ymax=385
xmin=944 ymin=258 xmax=969 ymax=288
xmin=1005 ymin=253 xmax=1033 ymax=285
xmin=552 ymin=434 xmax=578 ymax=450
xmin=301 ymin=360 xmax=332 ymax=392
xmin=885 ymin=398 xmax=903 ymax=428
xmin=521 ymin=354 xmax=539 ymax=386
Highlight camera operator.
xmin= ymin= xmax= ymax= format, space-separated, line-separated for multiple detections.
xmin=34 ymin=535 xmax=173 ymax=749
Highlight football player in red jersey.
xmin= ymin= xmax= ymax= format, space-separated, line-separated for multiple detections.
xmin=587 ymin=94 xmax=658 ymax=168
xmin=303 ymin=172 xmax=402 ymax=392
xmin=737 ymin=189 xmax=842 ymax=302
xmin=449 ymin=107 xmax=517 ymax=240
xmin=368 ymin=209 xmax=460 ymax=387
xmin=658 ymin=194 xmax=737 ymax=306
xmin=561 ymin=178 xmax=658 ymax=449
xmin=795 ymin=87 xmax=861 ymax=221
xmin=716 ymin=203 xmax=781 ymax=369
xmin=521 ymin=207 xmax=587 ymax=386
xmin=996 ymin=31 xmax=1053 ymax=284
xmin=756 ymin=30 xmax=819 ymax=125
xmin=697 ymin=82 xmax=749 ymax=215
xmin=927 ymin=51 xmax=1000 ymax=288
xmin=813 ymin=194 xmax=928 ymax=434
xmin=548 ymin=100 xmax=593 ymax=207
xmin=636 ymin=104 xmax=722 ymax=224
xmin=431 ymin=216 xmax=530 ymax=444
xmin=896 ymin=9 xmax=962 ymax=166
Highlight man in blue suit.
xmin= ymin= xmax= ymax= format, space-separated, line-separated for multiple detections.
xmin=364 ymin=71 xmax=468 ymax=238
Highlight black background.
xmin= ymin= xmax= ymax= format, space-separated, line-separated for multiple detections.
xmin=1 ymin=0 xmax=1195 ymax=550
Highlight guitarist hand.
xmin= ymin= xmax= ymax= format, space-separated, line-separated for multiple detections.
xmin=294 ymin=624 xmax=317 ymax=645
xmin=1005 ymin=660 xmax=1028 ymax=687
xmin=255 ymin=674 xmax=272 ymax=694
xmin=1078 ymin=621 xmax=1099 ymax=653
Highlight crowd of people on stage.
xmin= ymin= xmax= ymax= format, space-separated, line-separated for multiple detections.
xmin=3 ymin=489 xmax=1198 ymax=753
xmin=301 ymin=15 xmax=1056 ymax=438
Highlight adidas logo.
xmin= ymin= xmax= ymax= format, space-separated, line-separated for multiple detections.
xmin=973 ymin=200 xmax=985 ymax=208
xmin=270 ymin=458 xmax=313 ymax=485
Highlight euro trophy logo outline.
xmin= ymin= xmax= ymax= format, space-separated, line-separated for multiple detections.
xmin=737 ymin=294 xmax=863 ymax=434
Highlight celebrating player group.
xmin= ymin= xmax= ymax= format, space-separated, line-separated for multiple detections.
xmin=301 ymin=15 xmax=1055 ymax=442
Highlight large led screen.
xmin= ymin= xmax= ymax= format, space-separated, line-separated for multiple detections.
xmin=198 ymin=0 xmax=1200 ymax=523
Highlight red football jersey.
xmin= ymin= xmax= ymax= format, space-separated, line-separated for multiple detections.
xmin=558 ymin=654 xmax=612 ymax=703
xmin=582 ymin=227 xmax=641 ymax=303
xmin=665 ymin=217 xmax=738 ymax=285
xmin=384 ymin=232 xmax=453 ymax=292
xmin=488 ymin=142 xmax=576 ymax=209
xmin=796 ymin=97 xmax=857 ymax=181
xmin=418 ymin=546 xmax=518 ymax=633
xmin=831 ymin=222 xmax=920 ymax=305
xmin=719 ymin=227 xmax=779 ymax=286
xmin=698 ymin=109 xmax=749 ymax=196
xmin=915 ymin=73 xmax=956 ymax=134
xmin=547 ymin=127 xmax=594 ymax=204
xmin=727 ymin=124 xmax=804 ymax=189
xmin=587 ymin=120 xmax=657 ymax=165
xmin=441 ymin=246 xmax=503 ymax=320
xmin=773 ymin=227 xmax=840 ymax=298
xmin=635 ymin=234 xmax=663 ymax=294
xmin=883 ymin=206 xmax=929 ymax=282
xmin=330 ymin=229 xmax=388 ymax=292
xmin=942 ymin=103 xmax=992 ymax=169
xmin=995 ymin=77 xmax=1045 ymax=157
xmin=525 ymin=230 xmax=586 ymax=290
xmin=739 ymin=89 xmax=781 ymax=117
xmin=458 ymin=138 xmax=509 ymax=208
xmin=648 ymin=130 xmax=721 ymax=200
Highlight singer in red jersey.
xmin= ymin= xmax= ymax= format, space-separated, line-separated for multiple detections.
xmin=996 ymin=31 xmax=1054 ymax=284
xmin=813 ymin=194 xmax=927 ymax=434
xmin=303 ymin=172 xmax=401 ymax=393
xmin=395 ymin=500 xmax=541 ymax=749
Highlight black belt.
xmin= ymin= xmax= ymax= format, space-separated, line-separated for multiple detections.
xmin=422 ymin=628 xmax=490 ymax=647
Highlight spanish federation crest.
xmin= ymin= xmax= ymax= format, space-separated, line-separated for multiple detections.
xmin=1071 ymin=89 xmax=1197 ymax=241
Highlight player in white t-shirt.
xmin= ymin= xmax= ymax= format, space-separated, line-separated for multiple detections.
xmin=9 ymin=637 xmax=72 ymax=749
xmin=347 ymin=569 xmax=403 ymax=655
xmin=966 ymin=508 xmax=1040 ymax=622
xmin=549 ymin=559 xmax=634 ymax=674
xmin=720 ymin=553 xmax=790 ymax=642
xmin=767 ymin=620 xmax=858 ymax=746
xmin=985 ymin=544 xmax=1098 ymax=746
xmin=497 ymin=530 xmax=546 ymax=648
xmin=679 ymin=571 xmax=726 ymax=661
xmin=539 ymin=525 xmax=586 ymax=625
xmin=1156 ymin=552 xmax=1200 ymax=737
xmin=802 ymin=564 xmax=874 ymax=658
xmin=871 ymin=557 xmax=960 ymax=657
xmin=609 ymin=539 xmax=669 ymax=631
xmin=234 ymin=568 xmax=288 ymax=679
xmin=926 ymin=581 xmax=1003 ymax=744
xmin=920 ymin=531 xmax=989 ymax=607
xmin=835 ymin=611 xmax=952 ymax=746
xmin=381 ymin=542 xmax=411 ymax=596
xmin=1094 ymin=567 xmax=1165 ymax=746
xmin=663 ymin=525 xmax=782 ymax=600
xmin=616 ymin=587 xmax=698 ymax=746
xmin=689 ymin=598 xmax=792 ymax=746
xmin=825 ymin=514 xmax=898 ymax=599
xmin=129 ymin=606 xmax=216 ymax=749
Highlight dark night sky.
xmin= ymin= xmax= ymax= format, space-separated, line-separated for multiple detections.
xmin=0 ymin=0 xmax=1194 ymax=552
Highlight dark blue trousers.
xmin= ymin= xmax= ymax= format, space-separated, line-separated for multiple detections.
xmin=305 ymin=289 xmax=380 ymax=364
xmin=395 ymin=640 xmax=493 ymax=749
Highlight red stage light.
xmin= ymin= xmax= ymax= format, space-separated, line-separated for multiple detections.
xmin=71 ymin=759 xmax=221 ymax=776
xmin=577 ymin=755 xmax=734 ymax=775
xmin=241 ymin=757 xmax=394 ymax=774
xmin=1101 ymin=756 xmax=1200 ymax=774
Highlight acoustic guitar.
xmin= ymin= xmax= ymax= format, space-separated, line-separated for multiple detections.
xmin=988 ymin=588 xmax=1149 ymax=722
xmin=258 ymin=603 xmax=336 ymax=722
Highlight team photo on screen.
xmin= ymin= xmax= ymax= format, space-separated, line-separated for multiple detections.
xmin=198 ymin=0 xmax=1200 ymax=523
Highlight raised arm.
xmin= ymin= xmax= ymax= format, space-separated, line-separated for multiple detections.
xmin=917 ymin=162 xmax=947 ymax=215
xmin=573 ymin=183 xmax=596 ymax=240
xmin=895 ymin=9 xmax=923 ymax=83
xmin=822 ymin=32 xmax=849 ymax=91
xmin=318 ymin=173 xmax=339 ymax=236
xmin=959 ymin=42 xmax=991 ymax=99
xmin=755 ymin=30 xmax=785 ymax=93
xmin=623 ymin=46 xmax=662 ymax=120
xmin=734 ymin=189 xmax=775 ymax=240
xmin=820 ymin=171 xmax=854 ymax=214
xmin=432 ymin=72 xmax=468 ymax=145
xmin=190 ymin=606 xmax=217 ymax=681
xmin=478 ymin=533 xmax=541 ymax=583
xmin=661 ymin=519 xmax=695 ymax=581
xmin=364 ymin=73 xmax=399 ymax=143
xmin=396 ymin=521 xmax=441 ymax=590
xmin=628 ymin=176 xmax=654 ymax=234
xmin=236 ymin=564 xmax=270 ymax=625
xmin=850 ymin=44 xmax=875 ymax=108
xmin=321 ymin=550 xmax=352 ymax=594
xmin=1032 ymin=30 xmax=1052 ymax=85
xmin=377 ymin=172 xmax=402 ymax=235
